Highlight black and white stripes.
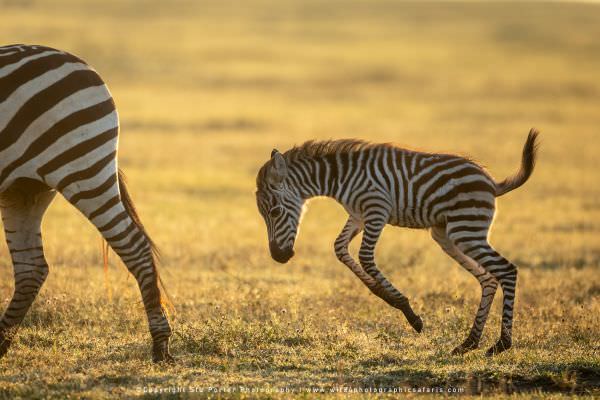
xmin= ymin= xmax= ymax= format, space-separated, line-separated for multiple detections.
xmin=0 ymin=44 xmax=172 ymax=362
xmin=0 ymin=43 xmax=540 ymax=361
xmin=256 ymin=131 xmax=539 ymax=355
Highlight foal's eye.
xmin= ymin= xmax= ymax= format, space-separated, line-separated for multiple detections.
xmin=269 ymin=207 xmax=283 ymax=218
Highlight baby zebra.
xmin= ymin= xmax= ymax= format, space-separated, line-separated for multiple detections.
xmin=0 ymin=44 xmax=172 ymax=362
xmin=255 ymin=131 xmax=539 ymax=355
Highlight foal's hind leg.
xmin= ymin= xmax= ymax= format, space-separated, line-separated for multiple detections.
xmin=0 ymin=180 xmax=55 ymax=358
xmin=431 ymin=225 xmax=498 ymax=354
xmin=448 ymin=226 xmax=518 ymax=355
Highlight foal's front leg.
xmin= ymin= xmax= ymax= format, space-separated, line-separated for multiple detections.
xmin=335 ymin=217 xmax=409 ymax=308
xmin=358 ymin=214 xmax=422 ymax=332
xmin=334 ymin=217 xmax=378 ymax=287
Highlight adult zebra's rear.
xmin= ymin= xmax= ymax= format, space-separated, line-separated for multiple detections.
xmin=0 ymin=44 xmax=172 ymax=362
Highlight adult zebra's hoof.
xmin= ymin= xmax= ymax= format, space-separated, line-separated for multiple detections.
xmin=0 ymin=330 xmax=14 ymax=359
xmin=485 ymin=337 xmax=511 ymax=356
xmin=152 ymin=342 xmax=175 ymax=363
xmin=152 ymin=351 xmax=175 ymax=364
xmin=409 ymin=315 xmax=423 ymax=333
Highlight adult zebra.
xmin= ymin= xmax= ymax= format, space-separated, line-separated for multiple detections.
xmin=256 ymin=131 xmax=538 ymax=355
xmin=0 ymin=44 xmax=172 ymax=362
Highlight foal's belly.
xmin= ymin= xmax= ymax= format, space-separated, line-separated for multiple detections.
xmin=388 ymin=207 xmax=435 ymax=229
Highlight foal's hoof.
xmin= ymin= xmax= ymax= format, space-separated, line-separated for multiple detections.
xmin=451 ymin=335 xmax=479 ymax=355
xmin=451 ymin=341 xmax=478 ymax=355
xmin=451 ymin=346 xmax=468 ymax=356
xmin=485 ymin=338 xmax=511 ymax=356
xmin=409 ymin=315 xmax=423 ymax=333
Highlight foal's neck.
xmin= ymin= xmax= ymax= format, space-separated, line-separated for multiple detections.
xmin=288 ymin=155 xmax=342 ymax=201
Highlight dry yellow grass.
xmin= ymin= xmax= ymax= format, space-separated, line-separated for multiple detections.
xmin=0 ymin=0 xmax=599 ymax=398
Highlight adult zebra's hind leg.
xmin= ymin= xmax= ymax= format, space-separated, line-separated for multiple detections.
xmin=431 ymin=225 xmax=498 ymax=355
xmin=0 ymin=180 xmax=56 ymax=358
xmin=57 ymin=171 xmax=173 ymax=362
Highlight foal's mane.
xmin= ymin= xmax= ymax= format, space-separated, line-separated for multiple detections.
xmin=285 ymin=138 xmax=482 ymax=167
xmin=284 ymin=139 xmax=394 ymax=159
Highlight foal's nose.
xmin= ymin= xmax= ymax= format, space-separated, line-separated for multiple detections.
xmin=269 ymin=241 xmax=294 ymax=264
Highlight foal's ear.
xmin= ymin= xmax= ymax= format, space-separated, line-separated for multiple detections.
xmin=267 ymin=151 xmax=287 ymax=186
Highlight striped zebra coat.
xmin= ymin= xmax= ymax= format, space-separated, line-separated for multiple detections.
xmin=0 ymin=44 xmax=172 ymax=362
xmin=256 ymin=131 xmax=538 ymax=356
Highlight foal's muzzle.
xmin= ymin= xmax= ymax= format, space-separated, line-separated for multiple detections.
xmin=269 ymin=241 xmax=294 ymax=264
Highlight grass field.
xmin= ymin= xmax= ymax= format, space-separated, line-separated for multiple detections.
xmin=1 ymin=0 xmax=599 ymax=398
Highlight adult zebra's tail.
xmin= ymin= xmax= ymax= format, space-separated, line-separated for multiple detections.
xmin=495 ymin=129 xmax=540 ymax=197
xmin=117 ymin=169 xmax=159 ymax=258
xmin=116 ymin=169 xmax=174 ymax=315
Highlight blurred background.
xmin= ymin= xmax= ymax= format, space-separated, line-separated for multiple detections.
xmin=0 ymin=0 xmax=598 ymax=396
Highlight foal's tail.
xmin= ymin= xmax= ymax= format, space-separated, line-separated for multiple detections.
xmin=495 ymin=128 xmax=540 ymax=197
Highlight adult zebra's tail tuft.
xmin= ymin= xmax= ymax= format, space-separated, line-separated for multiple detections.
xmin=495 ymin=128 xmax=540 ymax=197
